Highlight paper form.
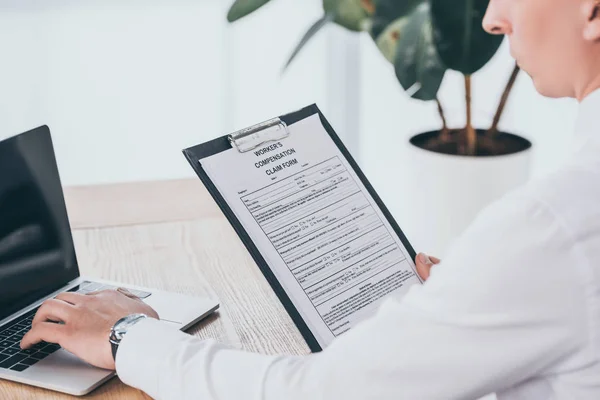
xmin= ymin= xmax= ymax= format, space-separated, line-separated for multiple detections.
xmin=201 ymin=114 xmax=421 ymax=348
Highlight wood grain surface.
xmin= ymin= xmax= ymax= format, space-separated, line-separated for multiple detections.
xmin=0 ymin=179 xmax=310 ymax=399
xmin=63 ymin=178 xmax=222 ymax=229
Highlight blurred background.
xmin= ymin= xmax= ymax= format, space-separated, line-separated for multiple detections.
xmin=0 ymin=0 xmax=580 ymax=253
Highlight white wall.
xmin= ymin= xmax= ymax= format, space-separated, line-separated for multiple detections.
xmin=0 ymin=0 xmax=358 ymax=186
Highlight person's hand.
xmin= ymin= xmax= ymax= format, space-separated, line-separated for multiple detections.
xmin=20 ymin=289 xmax=159 ymax=370
xmin=415 ymin=252 xmax=441 ymax=281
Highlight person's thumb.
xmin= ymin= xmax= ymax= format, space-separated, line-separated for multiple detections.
xmin=416 ymin=252 xmax=434 ymax=281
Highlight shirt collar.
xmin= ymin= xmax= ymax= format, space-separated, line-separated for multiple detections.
xmin=575 ymin=88 xmax=600 ymax=137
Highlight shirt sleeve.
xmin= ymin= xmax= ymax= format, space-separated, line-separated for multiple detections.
xmin=115 ymin=191 xmax=588 ymax=400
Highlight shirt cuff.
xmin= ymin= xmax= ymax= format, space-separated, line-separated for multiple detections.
xmin=115 ymin=318 xmax=188 ymax=394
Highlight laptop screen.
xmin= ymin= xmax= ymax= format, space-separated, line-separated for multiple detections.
xmin=0 ymin=126 xmax=79 ymax=322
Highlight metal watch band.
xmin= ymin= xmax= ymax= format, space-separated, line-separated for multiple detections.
xmin=109 ymin=313 xmax=148 ymax=361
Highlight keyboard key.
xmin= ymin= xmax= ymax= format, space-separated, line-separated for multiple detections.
xmin=83 ymin=282 xmax=103 ymax=292
xmin=11 ymin=332 xmax=25 ymax=341
xmin=29 ymin=352 xmax=47 ymax=361
xmin=20 ymin=358 xmax=39 ymax=366
xmin=0 ymin=354 xmax=9 ymax=363
xmin=31 ymin=342 xmax=48 ymax=350
xmin=68 ymin=284 xmax=86 ymax=293
xmin=1 ymin=348 xmax=19 ymax=355
xmin=44 ymin=344 xmax=61 ymax=352
xmin=0 ymin=354 xmax=27 ymax=369
xmin=0 ymin=340 xmax=14 ymax=348
xmin=10 ymin=364 xmax=29 ymax=372
xmin=3 ymin=337 xmax=19 ymax=345
xmin=38 ymin=348 xmax=55 ymax=356
xmin=21 ymin=310 xmax=35 ymax=318
xmin=20 ymin=348 xmax=38 ymax=355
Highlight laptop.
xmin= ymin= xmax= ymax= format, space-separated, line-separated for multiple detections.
xmin=0 ymin=125 xmax=220 ymax=395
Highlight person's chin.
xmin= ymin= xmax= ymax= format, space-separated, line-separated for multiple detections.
xmin=513 ymin=55 xmax=526 ymax=71
xmin=531 ymin=77 xmax=564 ymax=98
xmin=514 ymin=59 xmax=563 ymax=97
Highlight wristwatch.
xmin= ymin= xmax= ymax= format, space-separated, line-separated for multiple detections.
xmin=109 ymin=313 xmax=148 ymax=361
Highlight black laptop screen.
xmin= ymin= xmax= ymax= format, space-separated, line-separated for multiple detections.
xmin=0 ymin=126 xmax=79 ymax=322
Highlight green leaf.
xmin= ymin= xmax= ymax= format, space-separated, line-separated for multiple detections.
xmin=428 ymin=0 xmax=503 ymax=74
xmin=375 ymin=17 xmax=410 ymax=63
xmin=227 ymin=0 xmax=272 ymax=23
xmin=394 ymin=3 xmax=446 ymax=101
xmin=370 ymin=0 xmax=424 ymax=39
xmin=323 ymin=0 xmax=372 ymax=31
xmin=282 ymin=13 xmax=335 ymax=72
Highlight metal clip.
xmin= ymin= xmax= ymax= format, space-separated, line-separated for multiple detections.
xmin=228 ymin=118 xmax=290 ymax=153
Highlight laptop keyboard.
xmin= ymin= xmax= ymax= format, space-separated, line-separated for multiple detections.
xmin=0 ymin=309 xmax=59 ymax=372
xmin=0 ymin=281 xmax=151 ymax=372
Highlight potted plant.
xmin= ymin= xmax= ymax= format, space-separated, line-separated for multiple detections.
xmin=226 ymin=0 xmax=533 ymax=256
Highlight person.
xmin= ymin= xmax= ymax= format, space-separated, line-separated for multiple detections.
xmin=19 ymin=0 xmax=600 ymax=398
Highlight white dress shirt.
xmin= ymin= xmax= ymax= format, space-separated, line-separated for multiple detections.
xmin=115 ymin=89 xmax=600 ymax=400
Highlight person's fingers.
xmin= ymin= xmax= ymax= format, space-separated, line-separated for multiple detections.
xmin=55 ymin=291 xmax=88 ymax=305
xmin=32 ymin=299 xmax=74 ymax=326
xmin=21 ymin=322 xmax=67 ymax=349
xmin=430 ymin=256 xmax=441 ymax=264
xmin=87 ymin=289 xmax=139 ymax=303
xmin=117 ymin=287 xmax=141 ymax=301
xmin=85 ymin=289 xmax=115 ymax=297
xmin=416 ymin=252 xmax=435 ymax=281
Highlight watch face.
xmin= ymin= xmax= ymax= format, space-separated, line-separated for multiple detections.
xmin=116 ymin=319 xmax=135 ymax=334
xmin=111 ymin=314 xmax=146 ymax=344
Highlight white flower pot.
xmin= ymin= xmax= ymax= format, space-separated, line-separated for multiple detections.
xmin=389 ymin=129 xmax=532 ymax=258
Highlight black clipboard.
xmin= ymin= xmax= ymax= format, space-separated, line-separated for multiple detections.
xmin=182 ymin=104 xmax=418 ymax=353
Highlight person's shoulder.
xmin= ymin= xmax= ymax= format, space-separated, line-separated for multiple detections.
xmin=445 ymin=173 xmax=576 ymax=272
xmin=518 ymin=164 xmax=600 ymax=233
xmin=469 ymin=160 xmax=600 ymax=229
xmin=461 ymin=179 xmax=556 ymax=238
xmin=441 ymin=166 xmax=595 ymax=293
xmin=418 ymin=172 xmax=584 ymax=309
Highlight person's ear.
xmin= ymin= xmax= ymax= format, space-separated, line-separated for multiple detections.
xmin=583 ymin=0 xmax=600 ymax=41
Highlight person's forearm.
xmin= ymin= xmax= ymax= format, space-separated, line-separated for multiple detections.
xmin=116 ymin=318 xmax=310 ymax=399
xmin=115 ymin=193 xmax=584 ymax=399
xmin=115 ymin=318 xmax=379 ymax=400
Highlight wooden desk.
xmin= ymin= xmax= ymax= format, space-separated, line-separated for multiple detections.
xmin=0 ymin=179 xmax=311 ymax=399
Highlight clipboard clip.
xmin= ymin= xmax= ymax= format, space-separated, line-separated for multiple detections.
xmin=228 ymin=117 xmax=290 ymax=153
